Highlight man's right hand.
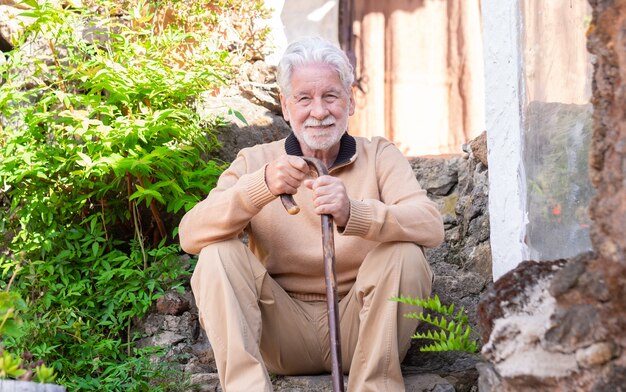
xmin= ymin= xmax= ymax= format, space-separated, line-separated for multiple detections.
xmin=266 ymin=155 xmax=309 ymax=196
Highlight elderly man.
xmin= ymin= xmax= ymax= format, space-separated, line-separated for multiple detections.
xmin=179 ymin=37 xmax=444 ymax=391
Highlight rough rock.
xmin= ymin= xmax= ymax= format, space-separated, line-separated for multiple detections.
xmin=275 ymin=372 xmax=458 ymax=392
xmin=476 ymin=255 xmax=625 ymax=391
xmin=156 ymin=290 xmax=192 ymax=316
xmin=403 ymin=351 xmax=481 ymax=392
xmin=195 ymin=61 xmax=291 ymax=164
xmin=412 ymin=158 xmax=461 ymax=197
xmin=189 ymin=373 xmax=221 ymax=392
xmin=463 ymin=130 xmax=488 ymax=168
xmin=0 ymin=4 xmax=33 ymax=52
xmin=197 ymin=92 xmax=291 ymax=164
xmin=238 ymin=60 xmax=282 ymax=114
xmin=575 ymin=342 xmax=615 ymax=368
xmin=412 ymin=146 xmax=491 ymax=337
xmin=476 ymin=260 xmax=580 ymax=390
xmin=477 ymin=259 xmax=567 ymax=344
xmin=475 ymin=362 xmax=501 ymax=392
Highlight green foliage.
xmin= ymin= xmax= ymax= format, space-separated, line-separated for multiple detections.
xmin=391 ymin=295 xmax=478 ymax=353
xmin=0 ymin=0 xmax=264 ymax=389
xmin=33 ymin=363 xmax=57 ymax=384
xmin=0 ymin=350 xmax=26 ymax=379
xmin=95 ymin=0 xmax=272 ymax=62
xmin=0 ymin=291 xmax=27 ymax=340
xmin=0 ymin=349 xmax=59 ymax=384
xmin=0 ymin=285 xmax=58 ymax=383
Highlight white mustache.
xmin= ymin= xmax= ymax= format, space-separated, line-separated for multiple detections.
xmin=303 ymin=116 xmax=336 ymax=127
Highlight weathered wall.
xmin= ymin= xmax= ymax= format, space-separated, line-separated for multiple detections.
xmin=588 ymin=0 xmax=626 ymax=261
xmin=477 ymin=1 xmax=626 ymax=390
xmin=348 ymin=0 xmax=485 ymax=156
xmin=481 ymin=0 xmax=527 ymax=279
xmin=584 ymin=0 xmax=626 ymax=382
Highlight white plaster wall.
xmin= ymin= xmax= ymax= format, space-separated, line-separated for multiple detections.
xmin=262 ymin=0 xmax=339 ymax=65
xmin=482 ymin=0 xmax=529 ymax=279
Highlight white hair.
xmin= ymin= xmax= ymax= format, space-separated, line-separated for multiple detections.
xmin=276 ymin=37 xmax=354 ymax=97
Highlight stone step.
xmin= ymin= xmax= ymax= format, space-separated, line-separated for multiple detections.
xmin=189 ymin=360 xmax=480 ymax=392
xmin=272 ymin=372 xmax=457 ymax=392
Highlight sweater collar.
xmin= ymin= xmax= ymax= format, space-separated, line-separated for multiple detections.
xmin=284 ymin=132 xmax=357 ymax=170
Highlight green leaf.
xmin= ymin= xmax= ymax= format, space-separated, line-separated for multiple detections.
xmin=393 ymin=294 xmax=478 ymax=353
xmin=76 ymin=151 xmax=93 ymax=167
xmin=130 ymin=185 xmax=166 ymax=205
xmin=228 ymin=107 xmax=249 ymax=125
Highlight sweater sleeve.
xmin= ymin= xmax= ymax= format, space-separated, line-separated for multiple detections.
xmin=178 ymin=152 xmax=276 ymax=255
xmin=340 ymin=142 xmax=444 ymax=248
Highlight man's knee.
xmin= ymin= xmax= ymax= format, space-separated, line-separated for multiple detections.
xmin=191 ymin=238 xmax=268 ymax=330
xmin=394 ymin=242 xmax=433 ymax=299
xmin=191 ymin=238 xmax=255 ymax=293
xmin=391 ymin=242 xmax=431 ymax=279
xmin=356 ymin=242 xmax=432 ymax=290
xmin=374 ymin=242 xmax=433 ymax=293
xmin=197 ymin=238 xmax=255 ymax=271
xmin=366 ymin=241 xmax=428 ymax=269
xmin=197 ymin=237 xmax=248 ymax=262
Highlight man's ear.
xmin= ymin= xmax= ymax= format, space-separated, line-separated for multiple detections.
xmin=348 ymin=88 xmax=356 ymax=116
xmin=280 ymin=93 xmax=290 ymax=122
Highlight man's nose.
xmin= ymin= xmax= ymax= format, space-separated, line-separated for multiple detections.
xmin=310 ymin=98 xmax=330 ymax=119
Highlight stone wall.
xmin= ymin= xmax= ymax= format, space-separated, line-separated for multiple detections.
xmin=477 ymin=1 xmax=626 ymax=390
xmin=414 ymin=132 xmax=491 ymax=331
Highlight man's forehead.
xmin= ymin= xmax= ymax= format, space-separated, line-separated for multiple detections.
xmin=291 ymin=85 xmax=343 ymax=96
xmin=291 ymin=63 xmax=340 ymax=80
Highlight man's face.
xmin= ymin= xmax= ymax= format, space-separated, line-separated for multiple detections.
xmin=280 ymin=63 xmax=355 ymax=151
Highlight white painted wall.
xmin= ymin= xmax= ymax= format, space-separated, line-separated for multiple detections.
xmin=481 ymin=0 xmax=529 ymax=279
xmin=262 ymin=0 xmax=339 ymax=65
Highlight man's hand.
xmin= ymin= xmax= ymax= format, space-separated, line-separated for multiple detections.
xmin=304 ymin=176 xmax=351 ymax=227
xmin=266 ymin=155 xmax=309 ymax=196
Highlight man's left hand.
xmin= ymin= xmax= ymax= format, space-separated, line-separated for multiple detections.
xmin=304 ymin=176 xmax=350 ymax=227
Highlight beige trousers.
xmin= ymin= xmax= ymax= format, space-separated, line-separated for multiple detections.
xmin=191 ymin=238 xmax=433 ymax=392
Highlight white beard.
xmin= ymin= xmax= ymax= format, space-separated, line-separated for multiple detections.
xmin=297 ymin=115 xmax=345 ymax=151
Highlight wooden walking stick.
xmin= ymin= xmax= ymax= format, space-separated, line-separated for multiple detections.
xmin=280 ymin=156 xmax=345 ymax=392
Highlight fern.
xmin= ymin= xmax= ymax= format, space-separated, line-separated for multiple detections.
xmin=391 ymin=295 xmax=478 ymax=353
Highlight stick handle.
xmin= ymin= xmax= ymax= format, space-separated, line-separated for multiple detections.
xmin=280 ymin=194 xmax=300 ymax=215
xmin=279 ymin=156 xmax=329 ymax=214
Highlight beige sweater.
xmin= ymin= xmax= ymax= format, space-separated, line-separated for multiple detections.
xmin=179 ymin=133 xmax=444 ymax=298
